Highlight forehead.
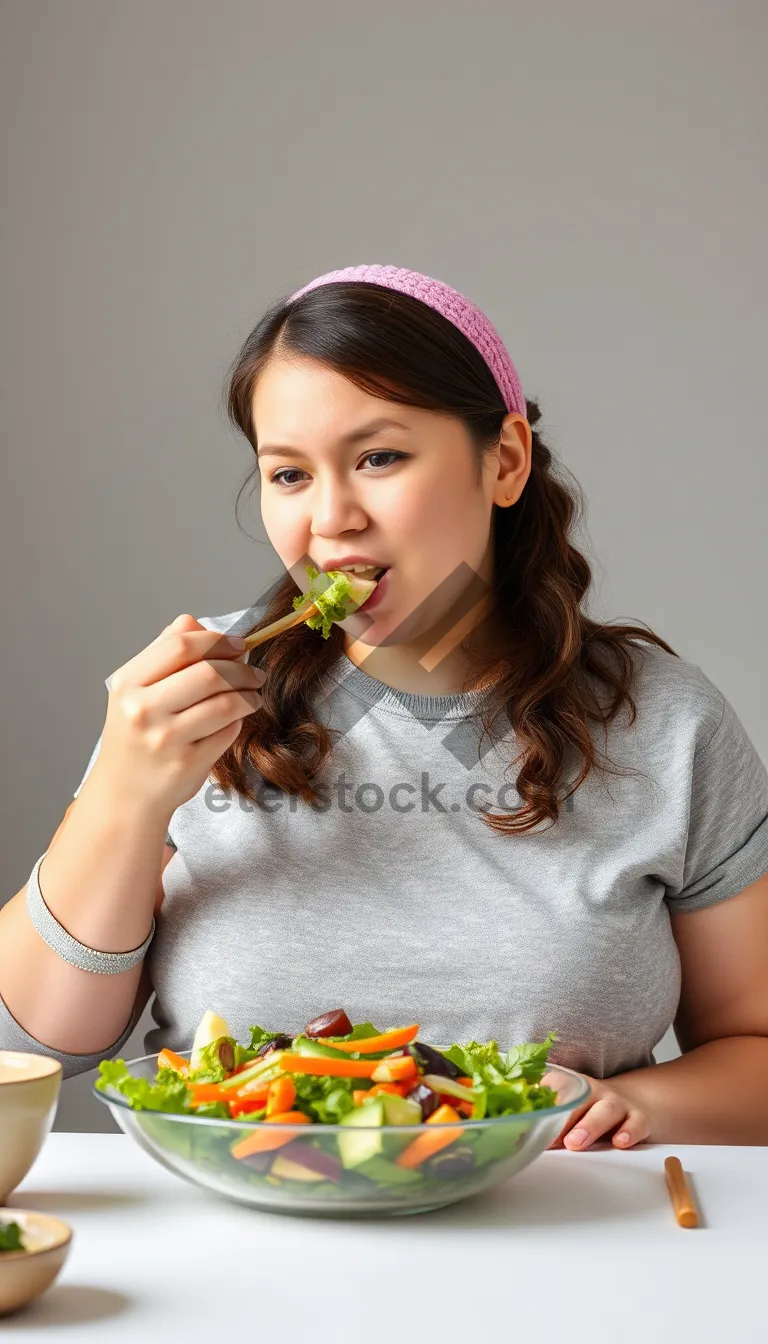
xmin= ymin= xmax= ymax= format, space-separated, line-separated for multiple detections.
xmin=252 ymin=355 xmax=420 ymax=441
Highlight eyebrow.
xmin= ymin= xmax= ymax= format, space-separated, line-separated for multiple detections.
xmin=256 ymin=416 xmax=412 ymax=460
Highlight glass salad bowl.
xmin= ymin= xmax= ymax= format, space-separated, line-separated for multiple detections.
xmin=95 ymin=1052 xmax=590 ymax=1218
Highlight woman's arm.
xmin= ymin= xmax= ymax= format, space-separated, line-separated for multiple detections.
xmin=616 ymin=871 xmax=768 ymax=1142
xmin=550 ymin=871 xmax=768 ymax=1148
xmin=0 ymin=762 xmax=174 ymax=1061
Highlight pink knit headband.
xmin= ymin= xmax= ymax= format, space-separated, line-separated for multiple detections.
xmin=288 ymin=263 xmax=526 ymax=417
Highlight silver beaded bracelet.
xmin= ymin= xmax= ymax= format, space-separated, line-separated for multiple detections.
xmin=26 ymin=852 xmax=155 ymax=975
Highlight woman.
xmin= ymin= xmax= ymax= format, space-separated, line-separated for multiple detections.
xmin=2 ymin=264 xmax=767 ymax=1150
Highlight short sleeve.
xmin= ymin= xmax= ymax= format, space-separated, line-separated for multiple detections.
xmin=73 ymin=667 xmax=176 ymax=849
xmin=664 ymin=693 xmax=768 ymax=913
xmin=0 ymin=985 xmax=138 ymax=1081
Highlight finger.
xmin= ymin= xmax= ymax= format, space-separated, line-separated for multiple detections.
xmin=611 ymin=1111 xmax=651 ymax=1149
xmin=125 ymin=627 xmax=250 ymax=690
xmin=562 ymin=1096 xmax=628 ymax=1149
xmin=152 ymin=657 xmax=265 ymax=715
xmin=547 ymin=1105 xmax=590 ymax=1150
xmin=148 ymin=613 xmax=204 ymax=645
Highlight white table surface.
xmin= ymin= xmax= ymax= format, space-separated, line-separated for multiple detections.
xmin=5 ymin=1133 xmax=767 ymax=1341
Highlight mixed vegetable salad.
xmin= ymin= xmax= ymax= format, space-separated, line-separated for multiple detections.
xmin=97 ymin=1008 xmax=559 ymax=1193
xmin=292 ymin=565 xmax=381 ymax=638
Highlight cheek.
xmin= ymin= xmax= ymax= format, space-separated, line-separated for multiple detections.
xmin=260 ymin=504 xmax=307 ymax=570
xmin=383 ymin=475 xmax=463 ymax=542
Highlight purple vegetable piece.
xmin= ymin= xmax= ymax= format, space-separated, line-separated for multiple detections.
xmin=425 ymin=1147 xmax=476 ymax=1179
xmin=304 ymin=1009 xmax=353 ymax=1039
xmin=256 ymin=1033 xmax=293 ymax=1059
xmin=276 ymin=1140 xmax=343 ymax=1182
xmin=238 ymin=1149 xmax=273 ymax=1173
xmin=408 ymin=1040 xmax=461 ymax=1079
xmin=406 ymin=1082 xmax=441 ymax=1119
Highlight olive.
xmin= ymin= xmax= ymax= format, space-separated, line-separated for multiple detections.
xmin=256 ymin=1033 xmax=293 ymax=1058
xmin=217 ymin=1039 xmax=235 ymax=1072
xmin=304 ymin=1009 xmax=353 ymax=1039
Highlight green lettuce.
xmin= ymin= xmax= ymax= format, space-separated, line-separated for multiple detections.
xmin=292 ymin=566 xmax=358 ymax=639
xmin=96 ymin=1060 xmax=192 ymax=1113
xmin=247 ymin=1024 xmax=283 ymax=1051
xmin=443 ymin=1032 xmax=558 ymax=1118
xmin=333 ymin=1021 xmax=382 ymax=1042
xmin=292 ymin=1074 xmax=356 ymax=1123
xmin=0 ymin=1220 xmax=24 ymax=1253
xmin=187 ymin=1037 xmax=236 ymax=1084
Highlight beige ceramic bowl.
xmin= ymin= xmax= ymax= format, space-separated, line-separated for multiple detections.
xmin=0 ymin=1210 xmax=72 ymax=1315
xmin=0 ymin=1052 xmax=62 ymax=1204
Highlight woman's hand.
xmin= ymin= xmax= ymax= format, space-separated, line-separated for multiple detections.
xmin=95 ymin=613 xmax=266 ymax=818
xmin=547 ymin=1073 xmax=652 ymax=1151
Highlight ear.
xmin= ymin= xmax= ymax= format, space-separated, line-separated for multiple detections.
xmin=492 ymin=413 xmax=532 ymax=508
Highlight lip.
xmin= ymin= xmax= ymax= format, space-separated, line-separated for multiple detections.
xmin=321 ymin=555 xmax=389 ymax=573
xmin=356 ymin=566 xmax=391 ymax=611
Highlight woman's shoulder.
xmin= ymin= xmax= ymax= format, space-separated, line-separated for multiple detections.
xmin=603 ymin=638 xmax=727 ymax=754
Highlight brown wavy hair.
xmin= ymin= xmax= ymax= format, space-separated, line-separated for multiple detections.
xmin=210 ymin=280 xmax=678 ymax=834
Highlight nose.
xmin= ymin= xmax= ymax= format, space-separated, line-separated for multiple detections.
xmin=309 ymin=473 xmax=368 ymax=538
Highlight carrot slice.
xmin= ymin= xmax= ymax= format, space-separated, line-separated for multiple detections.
xmin=235 ymin=1077 xmax=273 ymax=1101
xmin=317 ymin=1025 xmax=419 ymax=1054
xmin=367 ymin=1082 xmax=409 ymax=1098
xmin=370 ymin=1055 xmax=417 ymax=1083
xmin=158 ymin=1048 xmax=190 ymax=1075
xmin=428 ymin=1103 xmax=463 ymax=1125
xmin=190 ymin=1082 xmax=233 ymax=1105
xmin=394 ymin=1104 xmax=464 ymax=1169
xmin=266 ymin=1075 xmax=296 ymax=1116
xmin=279 ymin=1054 xmax=378 ymax=1078
xmin=231 ymin=1112 xmax=311 ymax=1159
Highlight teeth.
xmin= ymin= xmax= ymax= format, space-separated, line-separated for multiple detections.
xmin=337 ymin=563 xmax=381 ymax=574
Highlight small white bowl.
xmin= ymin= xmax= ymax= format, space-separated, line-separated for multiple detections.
xmin=0 ymin=1051 xmax=62 ymax=1203
xmin=0 ymin=1210 xmax=72 ymax=1316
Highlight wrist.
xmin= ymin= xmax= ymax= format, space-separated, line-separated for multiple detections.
xmin=85 ymin=761 xmax=174 ymax=837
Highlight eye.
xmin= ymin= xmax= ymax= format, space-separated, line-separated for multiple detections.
xmin=269 ymin=450 xmax=406 ymax=489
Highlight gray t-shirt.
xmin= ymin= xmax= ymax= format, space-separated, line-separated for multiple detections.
xmin=3 ymin=607 xmax=768 ymax=1081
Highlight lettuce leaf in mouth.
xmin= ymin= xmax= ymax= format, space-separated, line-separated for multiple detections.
xmin=292 ymin=565 xmax=378 ymax=639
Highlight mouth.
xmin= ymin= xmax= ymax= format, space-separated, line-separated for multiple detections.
xmin=334 ymin=564 xmax=389 ymax=582
xmin=355 ymin=565 xmax=391 ymax=609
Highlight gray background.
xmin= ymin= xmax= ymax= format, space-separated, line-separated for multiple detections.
xmin=1 ymin=0 xmax=765 ymax=1131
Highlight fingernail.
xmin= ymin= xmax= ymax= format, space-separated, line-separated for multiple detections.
xmin=568 ymin=1128 xmax=588 ymax=1146
xmin=615 ymin=1132 xmax=630 ymax=1145
xmin=227 ymin=636 xmax=247 ymax=649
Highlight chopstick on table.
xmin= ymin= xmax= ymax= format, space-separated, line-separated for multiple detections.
xmin=664 ymin=1156 xmax=698 ymax=1228
xmin=241 ymin=601 xmax=320 ymax=651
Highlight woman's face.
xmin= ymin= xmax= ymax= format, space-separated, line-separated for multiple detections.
xmin=253 ymin=354 xmax=528 ymax=653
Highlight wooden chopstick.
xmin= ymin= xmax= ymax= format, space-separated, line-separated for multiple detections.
xmin=241 ymin=601 xmax=320 ymax=651
xmin=664 ymin=1156 xmax=698 ymax=1228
